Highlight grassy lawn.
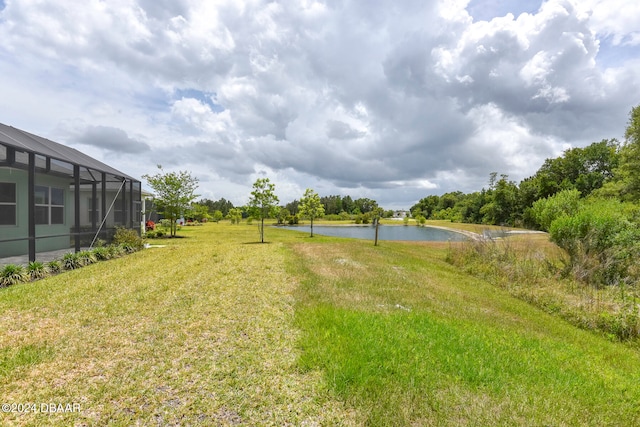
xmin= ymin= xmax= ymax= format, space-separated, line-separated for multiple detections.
xmin=0 ymin=224 xmax=354 ymax=426
xmin=2 ymin=223 xmax=640 ymax=425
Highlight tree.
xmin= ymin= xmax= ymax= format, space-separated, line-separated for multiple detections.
xmin=212 ymin=210 xmax=224 ymax=223
xmin=199 ymin=197 xmax=235 ymax=216
xmin=530 ymin=189 xmax=581 ymax=231
xmin=189 ymin=203 xmax=211 ymax=222
xmin=143 ymin=166 xmax=199 ymax=237
xmin=227 ymin=208 xmax=243 ymax=224
xmin=247 ymin=178 xmax=279 ymax=243
xmin=299 ymin=188 xmax=325 ymax=237
xmin=614 ymin=105 xmax=640 ymax=201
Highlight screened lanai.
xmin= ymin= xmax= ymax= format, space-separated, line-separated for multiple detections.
xmin=0 ymin=123 xmax=142 ymax=263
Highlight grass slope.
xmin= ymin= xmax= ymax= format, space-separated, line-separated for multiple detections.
xmin=290 ymin=238 xmax=640 ymax=426
xmin=0 ymin=224 xmax=353 ymax=426
xmin=1 ymin=223 xmax=639 ymax=426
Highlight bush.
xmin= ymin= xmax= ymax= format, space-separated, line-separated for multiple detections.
xmin=62 ymin=252 xmax=83 ymax=270
xmin=531 ymin=189 xmax=581 ymax=231
xmin=1 ymin=264 xmax=29 ymax=287
xmin=108 ymin=245 xmax=126 ymax=258
xmin=47 ymin=260 xmax=62 ymax=274
xmin=78 ymin=250 xmax=98 ymax=266
xmin=549 ymin=199 xmax=640 ymax=286
xmin=113 ymin=227 xmax=144 ymax=251
xmin=92 ymin=246 xmax=111 ymax=261
xmin=145 ymin=230 xmax=160 ymax=238
xmin=27 ymin=261 xmax=49 ymax=280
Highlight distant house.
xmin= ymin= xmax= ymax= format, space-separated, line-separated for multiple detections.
xmin=0 ymin=123 xmax=142 ymax=261
xmin=393 ymin=210 xmax=409 ymax=218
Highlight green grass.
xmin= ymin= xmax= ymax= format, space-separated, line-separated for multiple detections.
xmin=290 ymin=239 xmax=640 ymax=426
xmin=1 ymin=223 xmax=640 ymax=425
xmin=0 ymin=224 xmax=354 ymax=426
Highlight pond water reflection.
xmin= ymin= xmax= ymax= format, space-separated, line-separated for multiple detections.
xmin=279 ymin=224 xmax=468 ymax=242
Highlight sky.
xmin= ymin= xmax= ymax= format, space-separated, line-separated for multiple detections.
xmin=1 ymin=0 xmax=639 ymax=210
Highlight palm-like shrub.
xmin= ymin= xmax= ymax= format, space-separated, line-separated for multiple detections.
xmin=62 ymin=252 xmax=83 ymax=270
xmin=47 ymin=260 xmax=62 ymax=274
xmin=27 ymin=261 xmax=49 ymax=280
xmin=1 ymin=264 xmax=29 ymax=287
xmin=78 ymin=250 xmax=97 ymax=266
xmin=92 ymin=246 xmax=111 ymax=261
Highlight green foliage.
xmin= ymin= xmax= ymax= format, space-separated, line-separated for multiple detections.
xmin=46 ymin=260 xmax=62 ymax=274
xmin=92 ymin=246 xmax=111 ymax=261
xmin=605 ymin=106 xmax=640 ymax=201
xmin=62 ymin=252 xmax=83 ymax=270
xmin=247 ymin=178 xmax=279 ymax=243
xmin=530 ymin=189 xmax=581 ymax=231
xmin=197 ymin=197 xmax=235 ymax=216
xmin=189 ymin=203 xmax=212 ymax=222
xmin=113 ymin=227 xmax=144 ymax=250
xmin=108 ymin=245 xmax=126 ymax=258
xmin=446 ymin=236 xmax=640 ymax=341
xmin=549 ymin=199 xmax=640 ymax=286
xmin=227 ymin=207 xmax=243 ymax=224
xmin=143 ymin=165 xmax=199 ymax=237
xmin=212 ymin=210 xmax=224 ymax=223
xmin=78 ymin=250 xmax=98 ymax=265
xmin=157 ymin=219 xmax=173 ymax=233
xmin=299 ymin=188 xmax=325 ymax=237
xmin=1 ymin=264 xmax=29 ymax=287
xmin=27 ymin=261 xmax=49 ymax=280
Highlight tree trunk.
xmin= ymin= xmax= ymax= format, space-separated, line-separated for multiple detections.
xmin=310 ymin=217 xmax=314 ymax=237
xmin=261 ymin=217 xmax=265 ymax=243
xmin=374 ymin=217 xmax=379 ymax=246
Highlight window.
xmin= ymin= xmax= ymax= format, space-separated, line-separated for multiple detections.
xmin=35 ymin=185 xmax=64 ymax=225
xmin=0 ymin=182 xmax=17 ymax=226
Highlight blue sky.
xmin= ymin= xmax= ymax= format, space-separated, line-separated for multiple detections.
xmin=1 ymin=0 xmax=639 ymax=209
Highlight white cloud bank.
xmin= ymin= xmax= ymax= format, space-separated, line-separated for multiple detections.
xmin=0 ymin=0 xmax=639 ymax=209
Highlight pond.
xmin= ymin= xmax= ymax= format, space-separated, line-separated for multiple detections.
xmin=279 ymin=224 xmax=469 ymax=242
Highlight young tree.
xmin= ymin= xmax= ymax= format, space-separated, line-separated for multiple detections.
xmin=247 ymin=178 xmax=279 ymax=243
xmin=227 ymin=208 xmax=243 ymax=224
xmin=143 ymin=166 xmax=199 ymax=237
xmin=299 ymin=188 xmax=325 ymax=237
xmin=212 ymin=210 xmax=224 ymax=223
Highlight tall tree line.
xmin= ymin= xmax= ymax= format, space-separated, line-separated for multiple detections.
xmin=411 ymin=137 xmax=621 ymax=228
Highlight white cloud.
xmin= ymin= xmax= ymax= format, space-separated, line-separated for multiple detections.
xmin=1 ymin=0 xmax=639 ymax=210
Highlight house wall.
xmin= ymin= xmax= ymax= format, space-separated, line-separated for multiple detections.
xmin=0 ymin=167 xmax=28 ymax=257
xmin=0 ymin=167 xmax=73 ymax=257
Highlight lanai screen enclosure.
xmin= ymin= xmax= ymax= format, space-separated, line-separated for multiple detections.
xmin=0 ymin=123 xmax=142 ymax=261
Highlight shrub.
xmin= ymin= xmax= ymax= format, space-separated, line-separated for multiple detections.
xmin=1 ymin=264 xmax=29 ymax=287
xmin=47 ymin=260 xmax=62 ymax=274
xmin=549 ymin=199 xmax=640 ymax=286
xmin=78 ymin=250 xmax=98 ymax=266
xmin=145 ymin=230 xmax=165 ymax=239
xmin=108 ymin=245 xmax=125 ymax=258
xmin=113 ymin=227 xmax=144 ymax=251
xmin=62 ymin=252 xmax=83 ymax=270
xmin=27 ymin=261 xmax=49 ymax=280
xmin=531 ymin=189 xmax=581 ymax=231
xmin=92 ymin=246 xmax=111 ymax=261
